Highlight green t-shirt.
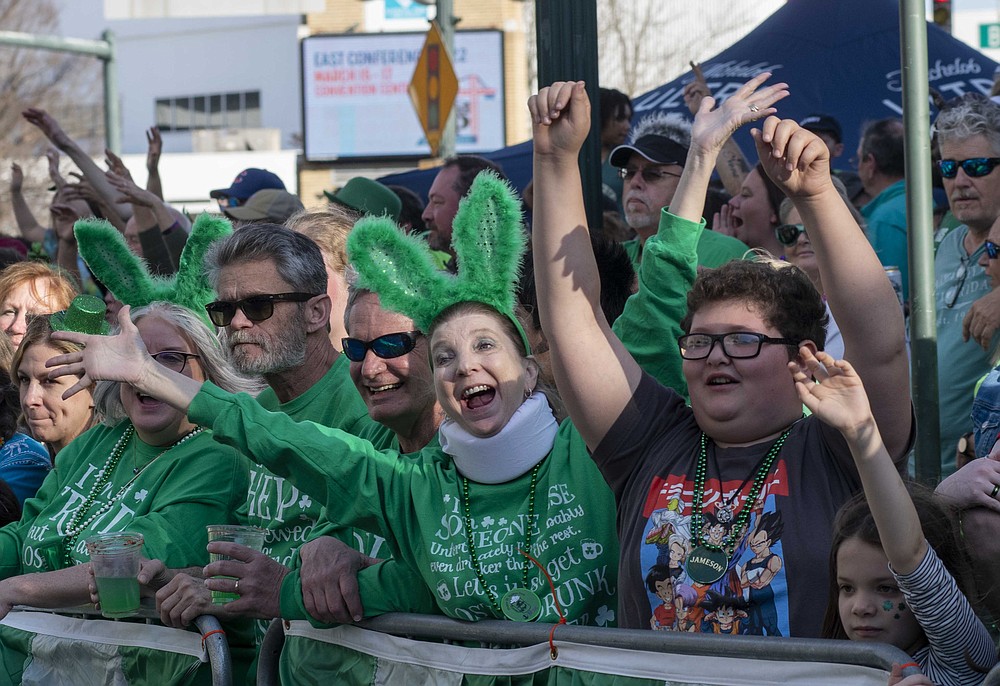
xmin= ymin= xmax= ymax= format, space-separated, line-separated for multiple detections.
xmin=189 ymin=388 xmax=619 ymax=627
xmin=0 ymin=422 xmax=249 ymax=576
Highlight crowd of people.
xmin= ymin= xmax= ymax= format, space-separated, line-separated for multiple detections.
xmin=0 ymin=70 xmax=997 ymax=685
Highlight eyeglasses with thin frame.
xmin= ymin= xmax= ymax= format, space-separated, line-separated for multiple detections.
xmin=618 ymin=166 xmax=682 ymax=184
xmin=151 ymin=350 xmax=201 ymax=374
xmin=341 ymin=331 xmax=423 ymax=362
xmin=205 ymin=292 xmax=318 ymax=327
xmin=986 ymin=240 xmax=1000 ymax=260
xmin=775 ymin=223 xmax=807 ymax=247
xmin=677 ymin=332 xmax=800 ymax=360
xmin=937 ymin=158 xmax=1000 ymax=179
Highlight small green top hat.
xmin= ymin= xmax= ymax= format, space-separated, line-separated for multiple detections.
xmin=50 ymin=294 xmax=111 ymax=335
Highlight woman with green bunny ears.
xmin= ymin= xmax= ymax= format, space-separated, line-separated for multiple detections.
xmin=48 ymin=172 xmax=620 ymax=626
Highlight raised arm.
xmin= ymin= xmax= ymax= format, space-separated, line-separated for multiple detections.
xmin=9 ymin=163 xmax=46 ymax=244
xmin=529 ymin=82 xmax=642 ymax=449
xmin=754 ymin=119 xmax=912 ymax=460
xmin=145 ymin=127 xmax=164 ymax=200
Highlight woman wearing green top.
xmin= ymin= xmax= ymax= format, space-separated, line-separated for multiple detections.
xmin=0 ymin=301 xmax=253 ymax=616
xmin=49 ymin=176 xmax=619 ymax=627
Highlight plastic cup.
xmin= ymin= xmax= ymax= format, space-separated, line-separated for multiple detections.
xmin=206 ymin=525 xmax=265 ymax=604
xmin=85 ymin=532 xmax=144 ymax=619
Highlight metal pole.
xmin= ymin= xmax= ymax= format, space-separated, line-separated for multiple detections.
xmin=0 ymin=29 xmax=118 ymax=154
xmin=437 ymin=0 xmax=456 ymax=159
xmin=535 ymin=0 xmax=602 ymax=230
xmin=899 ymin=0 xmax=939 ymax=482
xmin=102 ymin=30 xmax=120 ymax=154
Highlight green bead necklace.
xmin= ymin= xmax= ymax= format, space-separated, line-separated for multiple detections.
xmin=686 ymin=428 xmax=790 ymax=585
xmin=460 ymin=460 xmax=542 ymax=622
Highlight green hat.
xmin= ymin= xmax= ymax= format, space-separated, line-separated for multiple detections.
xmin=324 ymin=177 xmax=402 ymax=222
xmin=74 ymin=213 xmax=233 ymax=326
xmin=347 ymin=171 xmax=530 ymax=354
xmin=50 ymin=294 xmax=111 ymax=335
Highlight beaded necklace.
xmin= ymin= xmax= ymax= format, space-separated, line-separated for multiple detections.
xmin=60 ymin=425 xmax=204 ymax=566
xmin=685 ymin=428 xmax=790 ymax=585
xmin=460 ymin=460 xmax=542 ymax=622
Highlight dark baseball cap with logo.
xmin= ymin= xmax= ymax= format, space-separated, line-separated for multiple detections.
xmin=800 ymin=114 xmax=843 ymax=144
xmin=210 ymin=168 xmax=286 ymax=202
xmin=608 ymin=135 xmax=689 ymax=169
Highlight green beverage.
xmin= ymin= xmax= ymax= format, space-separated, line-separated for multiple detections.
xmin=206 ymin=525 xmax=266 ymax=605
xmin=95 ymin=575 xmax=140 ymax=618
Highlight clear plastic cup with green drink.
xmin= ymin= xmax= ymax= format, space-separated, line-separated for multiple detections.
xmin=85 ymin=532 xmax=144 ymax=619
xmin=206 ymin=525 xmax=266 ymax=604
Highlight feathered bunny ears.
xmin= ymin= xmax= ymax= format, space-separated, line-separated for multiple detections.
xmin=73 ymin=213 xmax=232 ymax=325
xmin=347 ymin=171 xmax=531 ymax=353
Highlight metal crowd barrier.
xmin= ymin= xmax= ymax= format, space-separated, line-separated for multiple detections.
xmin=257 ymin=612 xmax=920 ymax=686
xmin=7 ymin=603 xmax=232 ymax=686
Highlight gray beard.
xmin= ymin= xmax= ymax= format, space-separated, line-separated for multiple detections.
xmin=221 ymin=327 xmax=307 ymax=375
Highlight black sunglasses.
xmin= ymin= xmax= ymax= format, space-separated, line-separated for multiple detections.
xmin=342 ymin=331 xmax=423 ymax=362
xmin=205 ymin=292 xmax=317 ymax=327
xmin=937 ymin=157 xmax=1000 ymax=179
xmin=775 ymin=223 xmax=807 ymax=247
xmin=987 ymin=240 xmax=1000 ymax=260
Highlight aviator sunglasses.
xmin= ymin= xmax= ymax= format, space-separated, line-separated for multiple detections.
xmin=205 ymin=292 xmax=317 ymax=327
xmin=342 ymin=331 xmax=423 ymax=362
xmin=775 ymin=223 xmax=807 ymax=247
xmin=937 ymin=157 xmax=1000 ymax=179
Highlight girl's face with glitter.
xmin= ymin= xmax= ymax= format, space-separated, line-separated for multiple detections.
xmin=836 ymin=537 xmax=925 ymax=653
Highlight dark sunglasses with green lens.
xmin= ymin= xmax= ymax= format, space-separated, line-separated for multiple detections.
xmin=937 ymin=157 xmax=1000 ymax=179
xmin=775 ymin=223 xmax=807 ymax=247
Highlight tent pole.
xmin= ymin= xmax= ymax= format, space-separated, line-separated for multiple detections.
xmin=899 ymin=0 xmax=940 ymax=483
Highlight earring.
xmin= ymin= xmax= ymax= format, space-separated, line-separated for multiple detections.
xmin=524 ymin=388 xmax=531 ymax=400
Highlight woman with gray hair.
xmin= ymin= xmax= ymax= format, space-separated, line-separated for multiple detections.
xmin=0 ymin=301 xmax=254 ymax=618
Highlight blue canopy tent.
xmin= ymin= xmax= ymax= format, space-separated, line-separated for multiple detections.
xmin=633 ymin=0 xmax=998 ymax=168
xmin=381 ymin=0 xmax=997 ymax=199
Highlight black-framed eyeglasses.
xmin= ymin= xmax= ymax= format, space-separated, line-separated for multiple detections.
xmin=151 ymin=350 xmax=200 ymax=374
xmin=677 ymin=332 xmax=799 ymax=360
xmin=937 ymin=158 xmax=1000 ymax=179
xmin=618 ymin=166 xmax=682 ymax=183
xmin=986 ymin=240 xmax=1000 ymax=260
xmin=205 ymin=292 xmax=317 ymax=327
xmin=775 ymin=223 xmax=807 ymax=247
xmin=342 ymin=331 xmax=422 ymax=362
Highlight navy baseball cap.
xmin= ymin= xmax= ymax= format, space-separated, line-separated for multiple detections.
xmin=210 ymin=168 xmax=286 ymax=201
xmin=800 ymin=114 xmax=843 ymax=144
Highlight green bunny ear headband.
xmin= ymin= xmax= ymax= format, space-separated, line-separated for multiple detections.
xmin=347 ymin=171 xmax=531 ymax=354
xmin=74 ymin=213 xmax=233 ymax=326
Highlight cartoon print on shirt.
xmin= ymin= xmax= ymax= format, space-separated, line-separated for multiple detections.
xmin=645 ymin=564 xmax=676 ymax=630
xmin=639 ymin=462 xmax=790 ymax=634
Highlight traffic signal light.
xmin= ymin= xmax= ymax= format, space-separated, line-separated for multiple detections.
xmin=933 ymin=0 xmax=952 ymax=33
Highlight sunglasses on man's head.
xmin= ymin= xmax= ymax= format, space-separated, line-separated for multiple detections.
xmin=937 ymin=157 xmax=1000 ymax=179
xmin=775 ymin=223 xmax=807 ymax=247
xmin=205 ymin=292 xmax=316 ymax=327
xmin=342 ymin=331 xmax=423 ymax=362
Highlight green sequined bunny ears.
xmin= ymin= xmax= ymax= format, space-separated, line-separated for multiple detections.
xmin=74 ymin=213 xmax=233 ymax=326
xmin=347 ymin=171 xmax=531 ymax=353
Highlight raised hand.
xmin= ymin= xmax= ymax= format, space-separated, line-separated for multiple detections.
xmin=22 ymin=108 xmax=74 ymax=151
xmin=789 ymin=348 xmax=873 ymax=437
xmin=688 ymin=72 xmax=788 ymax=157
xmin=46 ymin=149 xmax=66 ymax=188
xmin=712 ymin=203 xmax=738 ymax=238
xmin=528 ymin=81 xmax=591 ymax=158
xmin=10 ymin=163 xmax=22 ymax=193
xmin=752 ymin=117 xmax=832 ymax=199
xmin=106 ymin=170 xmax=156 ymax=207
xmin=104 ymin=148 xmax=133 ymax=181
xmin=146 ymin=127 xmax=162 ymax=171
xmin=682 ymin=62 xmax=711 ymax=116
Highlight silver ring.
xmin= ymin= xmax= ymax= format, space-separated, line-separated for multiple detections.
xmin=991 ymin=484 xmax=999 ymax=500
xmin=749 ymin=104 xmax=760 ymax=113
xmin=234 ymin=579 xmax=240 ymax=594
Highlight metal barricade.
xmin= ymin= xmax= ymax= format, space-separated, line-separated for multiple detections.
xmin=258 ymin=612 xmax=920 ymax=686
xmin=5 ymin=603 xmax=232 ymax=686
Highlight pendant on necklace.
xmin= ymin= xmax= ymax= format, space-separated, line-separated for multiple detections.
xmin=686 ymin=545 xmax=729 ymax=585
xmin=500 ymin=587 xmax=541 ymax=622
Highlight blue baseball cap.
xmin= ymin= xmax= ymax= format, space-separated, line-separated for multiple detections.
xmin=210 ymin=168 xmax=286 ymax=201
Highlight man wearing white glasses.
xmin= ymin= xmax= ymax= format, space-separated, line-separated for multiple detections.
xmin=610 ymin=112 xmax=749 ymax=270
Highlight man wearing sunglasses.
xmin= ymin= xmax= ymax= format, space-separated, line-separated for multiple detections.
xmin=856 ymin=118 xmax=909 ymax=302
xmin=609 ymin=113 xmax=749 ymax=271
xmin=933 ymin=97 xmax=1000 ymax=476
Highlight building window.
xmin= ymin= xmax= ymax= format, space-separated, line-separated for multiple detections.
xmin=155 ymin=90 xmax=262 ymax=131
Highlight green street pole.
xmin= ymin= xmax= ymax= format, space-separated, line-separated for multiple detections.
xmin=899 ymin=0 xmax=939 ymax=483
xmin=0 ymin=29 xmax=119 ymax=153
xmin=436 ymin=0 xmax=456 ymax=159
xmin=535 ymin=0 xmax=602 ymax=231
